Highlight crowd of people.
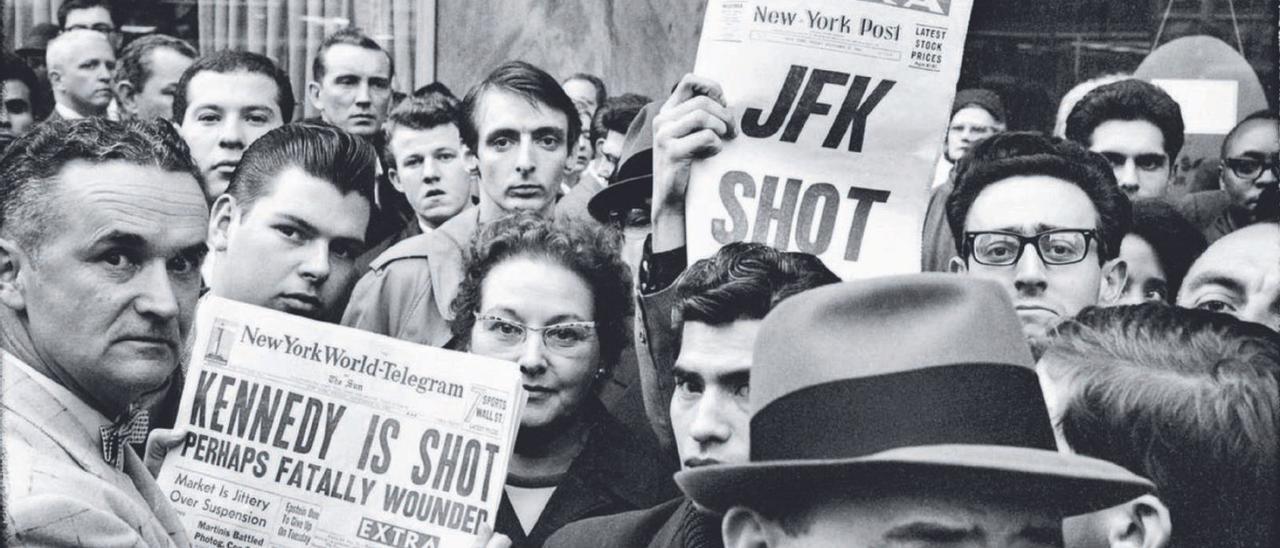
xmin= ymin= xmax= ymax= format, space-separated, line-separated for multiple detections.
xmin=1 ymin=1 xmax=1278 ymax=547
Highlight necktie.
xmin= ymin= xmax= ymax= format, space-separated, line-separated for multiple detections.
xmin=100 ymin=409 xmax=150 ymax=470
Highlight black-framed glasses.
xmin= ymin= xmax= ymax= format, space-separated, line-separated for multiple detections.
xmin=964 ymin=229 xmax=1099 ymax=266
xmin=1224 ymin=156 xmax=1280 ymax=182
xmin=473 ymin=313 xmax=597 ymax=355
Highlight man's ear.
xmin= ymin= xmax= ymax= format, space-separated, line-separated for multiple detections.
xmin=306 ymin=80 xmax=323 ymax=112
xmin=114 ymin=81 xmax=138 ymax=116
xmin=47 ymin=67 xmax=64 ymax=91
xmin=1099 ymin=258 xmax=1127 ymax=304
xmin=948 ymin=255 xmax=968 ymax=274
xmin=208 ymin=194 xmax=239 ymax=253
xmin=722 ymin=507 xmax=777 ymax=548
xmin=594 ymin=137 xmax=606 ymax=159
xmin=0 ymin=237 xmax=29 ymax=311
xmin=1109 ymin=495 xmax=1172 ymax=548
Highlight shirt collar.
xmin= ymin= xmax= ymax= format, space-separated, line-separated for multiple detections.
xmin=55 ymin=102 xmax=86 ymax=120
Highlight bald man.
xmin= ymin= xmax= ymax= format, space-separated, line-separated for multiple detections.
xmin=46 ymin=29 xmax=116 ymax=120
xmin=1177 ymin=222 xmax=1280 ymax=331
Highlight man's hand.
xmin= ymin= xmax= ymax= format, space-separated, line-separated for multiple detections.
xmin=651 ymin=74 xmax=737 ymax=252
xmin=470 ymin=524 xmax=512 ymax=548
xmin=144 ymin=427 xmax=189 ymax=477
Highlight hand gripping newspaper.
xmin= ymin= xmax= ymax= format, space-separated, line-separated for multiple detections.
xmin=155 ymin=297 xmax=527 ymax=548
xmin=687 ymin=0 xmax=973 ymax=279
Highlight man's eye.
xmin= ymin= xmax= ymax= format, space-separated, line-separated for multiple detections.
xmin=1136 ymin=155 xmax=1166 ymax=171
xmin=538 ymin=136 xmax=561 ymax=148
xmin=1143 ymin=288 xmax=1167 ymax=302
xmin=197 ymin=112 xmax=221 ymax=123
xmin=102 ymin=251 xmax=138 ymax=271
xmin=490 ymin=137 xmax=513 ymax=151
xmin=1196 ymin=299 xmax=1236 ymax=313
xmin=167 ymin=255 xmax=196 ymax=275
xmin=246 ymin=114 xmax=271 ymax=124
xmin=732 ymin=383 xmax=750 ymax=399
xmin=673 ymin=376 xmax=704 ymax=396
xmin=275 ymin=225 xmax=302 ymax=241
xmin=436 ymin=152 xmax=457 ymax=162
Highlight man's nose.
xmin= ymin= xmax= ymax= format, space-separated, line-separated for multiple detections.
xmin=134 ymin=261 xmax=181 ymax=321
xmin=514 ymin=138 xmax=536 ymax=177
xmin=1116 ymin=162 xmax=1140 ymax=192
xmin=688 ymin=390 xmax=731 ymax=444
xmin=354 ymin=81 xmax=372 ymax=106
xmin=1013 ymin=242 xmax=1048 ymax=293
xmin=296 ymin=240 xmax=331 ymax=284
xmin=217 ymin=117 xmax=246 ymax=148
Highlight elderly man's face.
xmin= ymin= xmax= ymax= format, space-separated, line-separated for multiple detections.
xmin=1220 ymin=118 xmax=1280 ymax=219
xmin=1177 ymin=223 xmax=1280 ymax=331
xmin=7 ymin=160 xmax=207 ymax=413
xmin=671 ymin=320 xmax=758 ymax=471
xmin=954 ymin=175 xmax=1120 ymax=345
xmin=308 ymin=44 xmax=392 ymax=138
xmin=725 ymin=492 xmax=1062 ymax=548
xmin=210 ymin=167 xmax=370 ymax=322
xmin=473 ymin=89 xmax=570 ymax=219
xmin=54 ymin=33 xmax=115 ymax=114
xmin=179 ymin=70 xmax=284 ymax=201
xmin=1089 ymin=120 xmax=1171 ymax=200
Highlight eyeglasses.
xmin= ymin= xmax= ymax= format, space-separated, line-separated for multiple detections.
xmin=1224 ymin=156 xmax=1280 ymax=182
xmin=3 ymin=99 xmax=30 ymax=115
xmin=964 ymin=229 xmax=1099 ymax=266
xmin=473 ymin=314 xmax=597 ymax=355
xmin=63 ymin=24 xmax=120 ymax=36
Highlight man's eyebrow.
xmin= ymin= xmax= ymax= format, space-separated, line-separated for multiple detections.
xmin=484 ymin=128 xmax=519 ymax=141
xmin=89 ymin=230 xmax=147 ymax=249
xmin=275 ymin=213 xmax=318 ymax=236
xmin=883 ymin=521 xmax=981 ymax=543
xmin=1018 ymin=525 xmax=1066 ymax=548
xmin=533 ymin=127 xmax=568 ymax=141
xmin=1183 ymin=271 xmax=1246 ymax=295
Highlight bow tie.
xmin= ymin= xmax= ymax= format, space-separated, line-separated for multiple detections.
xmin=100 ymin=410 xmax=150 ymax=470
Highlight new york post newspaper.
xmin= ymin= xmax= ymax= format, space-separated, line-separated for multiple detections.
xmin=687 ymin=0 xmax=973 ymax=279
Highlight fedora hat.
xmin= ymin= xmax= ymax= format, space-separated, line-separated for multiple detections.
xmin=676 ymin=274 xmax=1152 ymax=516
xmin=587 ymin=102 xmax=654 ymax=223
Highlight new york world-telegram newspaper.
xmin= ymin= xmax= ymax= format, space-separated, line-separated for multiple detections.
xmin=687 ymin=0 xmax=973 ymax=279
xmin=155 ymin=297 xmax=526 ymax=548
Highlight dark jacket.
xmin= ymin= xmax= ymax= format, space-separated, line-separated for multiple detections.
xmin=495 ymin=399 xmax=678 ymax=548
xmin=544 ymin=498 xmax=723 ymax=548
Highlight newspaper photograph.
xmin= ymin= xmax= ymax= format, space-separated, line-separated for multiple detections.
xmin=155 ymin=297 xmax=527 ymax=548
xmin=687 ymin=0 xmax=974 ymax=279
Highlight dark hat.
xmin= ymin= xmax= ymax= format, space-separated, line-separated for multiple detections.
xmin=952 ymin=88 xmax=1007 ymax=123
xmin=587 ymin=102 xmax=653 ymax=223
xmin=676 ymin=274 xmax=1152 ymax=516
xmin=17 ymin=24 xmax=60 ymax=55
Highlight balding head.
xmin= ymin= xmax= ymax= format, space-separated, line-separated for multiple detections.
xmin=46 ymin=29 xmax=115 ymax=117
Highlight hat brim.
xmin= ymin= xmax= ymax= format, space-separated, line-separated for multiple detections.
xmin=587 ymin=173 xmax=651 ymax=223
xmin=676 ymin=444 xmax=1153 ymax=516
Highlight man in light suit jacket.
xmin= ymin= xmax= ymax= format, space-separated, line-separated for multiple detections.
xmin=0 ymin=117 xmax=206 ymax=546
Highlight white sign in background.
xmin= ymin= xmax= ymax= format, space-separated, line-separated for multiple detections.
xmin=687 ymin=0 xmax=974 ymax=279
